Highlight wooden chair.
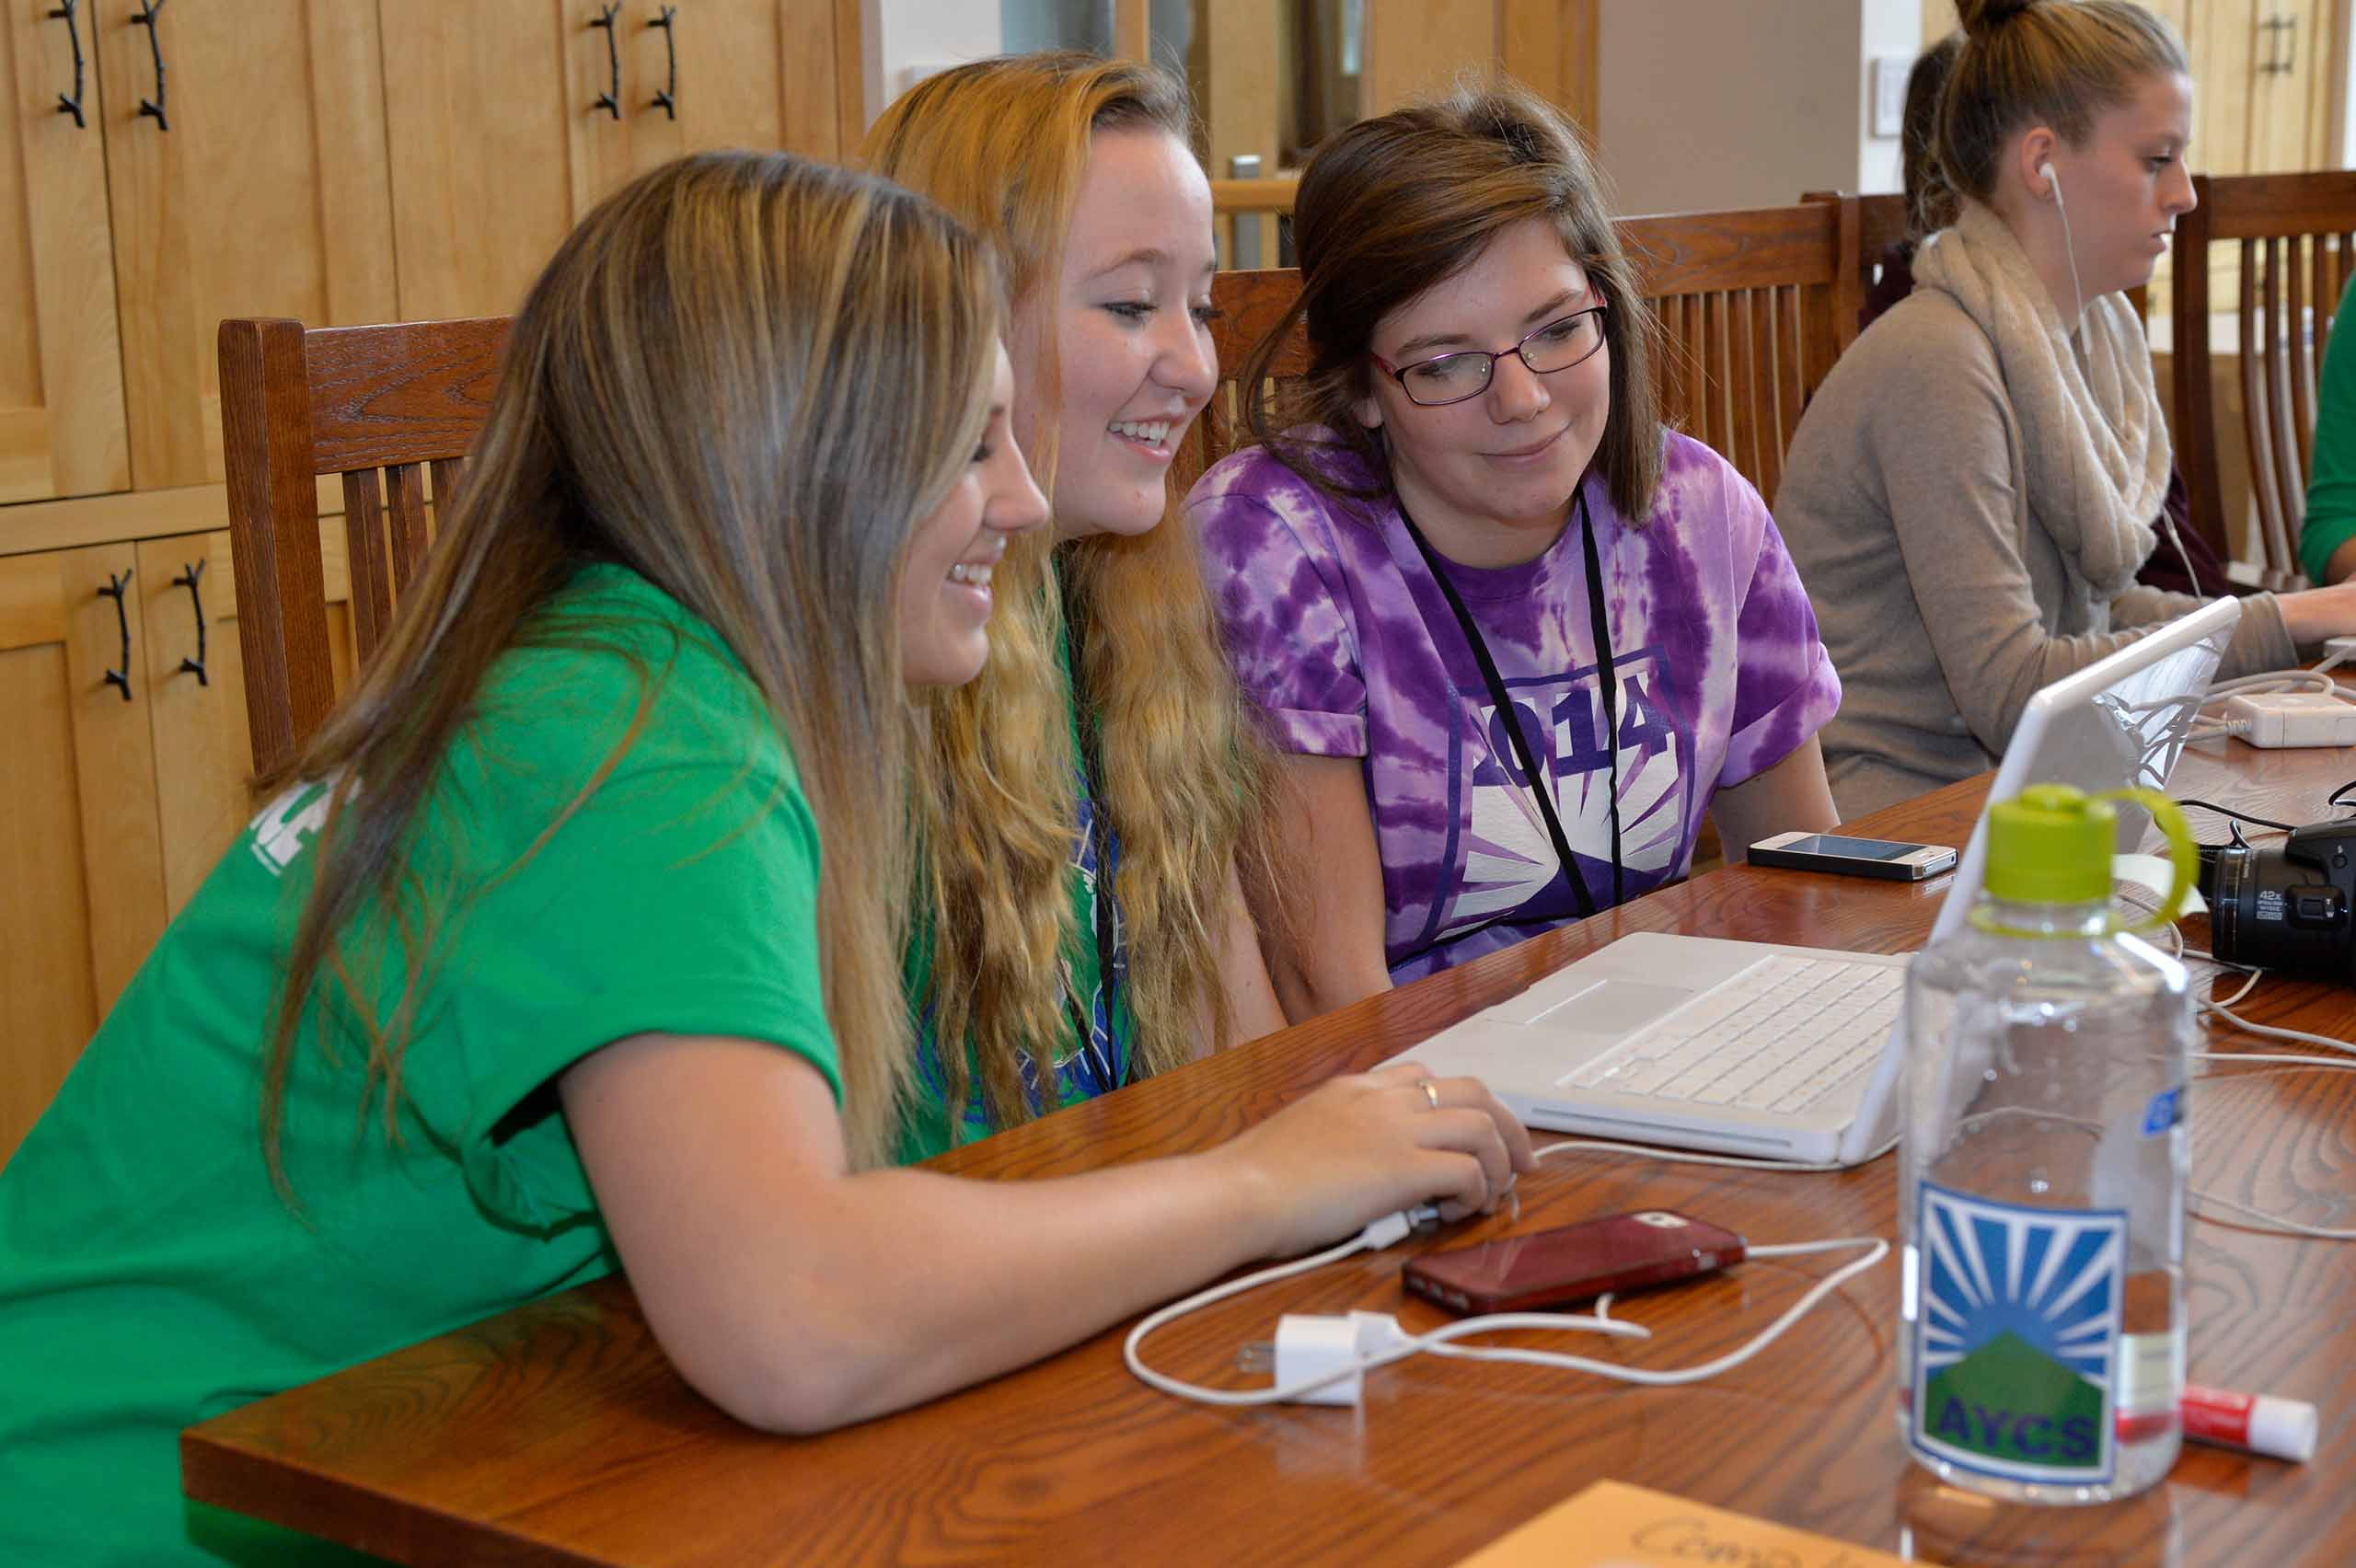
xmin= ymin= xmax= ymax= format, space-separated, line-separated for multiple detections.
xmin=1807 ymin=190 xmax=1907 ymax=332
xmin=1810 ymin=188 xmax=2153 ymax=333
xmin=2171 ymin=170 xmax=2356 ymax=584
xmin=1618 ymin=200 xmax=1861 ymax=506
xmin=217 ymin=316 xmax=510 ymax=778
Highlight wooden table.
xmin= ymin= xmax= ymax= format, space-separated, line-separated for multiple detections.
xmin=183 ymin=741 xmax=2356 ymax=1566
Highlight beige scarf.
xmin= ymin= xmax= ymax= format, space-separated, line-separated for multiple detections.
xmin=1912 ymin=199 xmax=2169 ymax=596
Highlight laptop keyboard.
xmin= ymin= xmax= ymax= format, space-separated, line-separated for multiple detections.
xmin=1562 ymin=954 xmax=1905 ymax=1113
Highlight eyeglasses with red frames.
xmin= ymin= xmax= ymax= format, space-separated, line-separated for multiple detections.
xmin=1370 ymin=303 xmax=1610 ymax=408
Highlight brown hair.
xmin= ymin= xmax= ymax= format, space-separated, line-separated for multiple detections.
xmin=1942 ymin=0 xmax=2189 ymax=205
xmin=1242 ymin=79 xmax=1663 ymax=524
xmin=1902 ymin=32 xmax=1966 ymax=241
xmin=260 ymin=152 xmax=1002 ymax=1183
xmin=864 ymin=52 xmax=1290 ymax=1132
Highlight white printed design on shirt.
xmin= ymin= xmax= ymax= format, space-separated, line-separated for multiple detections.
xmin=248 ymin=779 xmax=336 ymax=877
xmin=1451 ymin=652 xmax=1683 ymax=927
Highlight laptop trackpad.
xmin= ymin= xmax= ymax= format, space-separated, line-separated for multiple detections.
xmin=1528 ymin=978 xmax=1698 ymax=1034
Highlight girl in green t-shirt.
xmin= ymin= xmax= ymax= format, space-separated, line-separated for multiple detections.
xmin=0 ymin=151 xmax=1531 ymax=1564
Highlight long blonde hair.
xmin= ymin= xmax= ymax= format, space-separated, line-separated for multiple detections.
xmin=863 ymin=52 xmax=1287 ymax=1132
xmin=260 ymin=152 xmax=1001 ymax=1181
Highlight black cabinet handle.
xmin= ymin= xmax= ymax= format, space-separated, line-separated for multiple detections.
xmin=590 ymin=4 xmax=623 ymax=120
xmin=648 ymin=6 xmax=678 ymax=120
xmin=132 ymin=0 xmax=170 ymax=131
xmin=98 ymin=570 xmax=133 ymax=701
xmin=172 ymin=559 xmax=209 ymax=686
xmin=2281 ymin=15 xmax=2299 ymax=76
xmin=50 ymin=1 xmax=87 ymax=129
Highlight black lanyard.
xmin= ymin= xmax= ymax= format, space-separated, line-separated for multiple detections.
xmin=1398 ymin=484 xmax=1624 ymax=918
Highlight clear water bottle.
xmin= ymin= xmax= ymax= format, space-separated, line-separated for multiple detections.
xmin=1898 ymin=784 xmax=2196 ymax=1505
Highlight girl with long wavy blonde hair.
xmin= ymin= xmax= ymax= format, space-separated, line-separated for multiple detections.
xmin=0 ymin=151 xmax=1534 ymax=1560
xmin=864 ymin=52 xmax=1292 ymax=1151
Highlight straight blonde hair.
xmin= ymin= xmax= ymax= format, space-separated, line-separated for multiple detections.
xmin=260 ymin=152 xmax=1001 ymax=1182
xmin=864 ymin=52 xmax=1288 ymax=1133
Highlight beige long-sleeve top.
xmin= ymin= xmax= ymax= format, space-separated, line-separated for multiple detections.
xmin=1774 ymin=289 xmax=2297 ymax=818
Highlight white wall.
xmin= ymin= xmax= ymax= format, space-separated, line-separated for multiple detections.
xmin=1597 ymin=0 xmax=1922 ymax=216
xmin=1856 ymin=0 xmax=1923 ymax=197
xmin=861 ymin=0 xmax=1004 ymax=129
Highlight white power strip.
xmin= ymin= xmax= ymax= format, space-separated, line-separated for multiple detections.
xmin=2223 ymin=692 xmax=2356 ymax=747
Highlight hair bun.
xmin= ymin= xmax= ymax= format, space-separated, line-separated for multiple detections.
xmin=1956 ymin=0 xmax=2039 ymax=38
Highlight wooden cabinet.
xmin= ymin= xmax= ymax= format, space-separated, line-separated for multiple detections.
xmin=0 ymin=543 xmax=167 ymax=1164
xmin=384 ymin=0 xmax=854 ymax=323
xmin=2 ymin=1 xmax=857 ymax=1160
xmin=0 ymin=1 xmax=130 ymax=503
xmin=0 ymin=525 xmax=359 ymax=1163
xmin=96 ymin=0 xmax=397 ymax=490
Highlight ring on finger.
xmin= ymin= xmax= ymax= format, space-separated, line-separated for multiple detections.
xmin=1421 ymin=1080 xmax=1441 ymax=1111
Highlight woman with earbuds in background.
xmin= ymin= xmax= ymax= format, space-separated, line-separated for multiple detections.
xmin=1776 ymin=0 xmax=2356 ymax=817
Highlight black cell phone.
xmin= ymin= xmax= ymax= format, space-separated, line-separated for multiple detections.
xmin=1748 ymin=830 xmax=1958 ymax=882
xmin=1401 ymin=1209 xmax=1748 ymax=1316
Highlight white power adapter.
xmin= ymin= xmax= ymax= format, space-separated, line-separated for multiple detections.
xmin=2222 ymin=692 xmax=2356 ymax=748
xmin=1271 ymin=1310 xmax=1408 ymax=1406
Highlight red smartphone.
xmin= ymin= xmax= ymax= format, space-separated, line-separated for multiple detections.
xmin=1401 ymin=1210 xmax=1747 ymax=1315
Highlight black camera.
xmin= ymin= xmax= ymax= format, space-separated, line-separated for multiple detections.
xmin=2200 ymin=820 xmax=2356 ymax=981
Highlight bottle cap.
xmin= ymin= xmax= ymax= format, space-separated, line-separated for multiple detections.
xmin=2250 ymin=1392 xmax=2319 ymax=1463
xmin=1984 ymin=783 xmax=2114 ymax=905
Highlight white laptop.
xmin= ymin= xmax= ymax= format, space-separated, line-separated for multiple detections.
xmin=1393 ymin=596 xmax=2243 ymax=1166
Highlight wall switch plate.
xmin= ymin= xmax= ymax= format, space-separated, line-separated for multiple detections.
xmin=1871 ymin=54 xmax=1911 ymax=140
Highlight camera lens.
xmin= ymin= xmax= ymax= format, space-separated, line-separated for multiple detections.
xmin=2200 ymin=826 xmax=2356 ymax=982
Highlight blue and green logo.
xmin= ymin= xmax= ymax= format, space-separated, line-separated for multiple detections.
xmin=1911 ymin=1185 xmax=2124 ymax=1484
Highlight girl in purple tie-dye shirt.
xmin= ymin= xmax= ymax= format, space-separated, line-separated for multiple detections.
xmin=1189 ymin=84 xmax=1842 ymax=1010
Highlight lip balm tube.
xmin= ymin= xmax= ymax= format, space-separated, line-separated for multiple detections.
xmin=2178 ymin=1385 xmax=2317 ymax=1462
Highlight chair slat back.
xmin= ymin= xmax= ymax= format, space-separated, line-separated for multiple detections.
xmin=1616 ymin=199 xmax=1860 ymax=503
xmin=219 ymin=317 xmax=511 ymax=778
xmin=2171 ymin=171 xmax=2356 ymax=583
xmin=1201 ymin=201 xmax=1863 ymax=511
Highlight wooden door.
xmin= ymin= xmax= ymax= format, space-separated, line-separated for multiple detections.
xmin=1361 ymin=0 xmax=1494 ymax=116
xmin=627 ymin=1 xmax=848 ymax=167
xmin=2248 ymin=0 xmax=2329 ymax=173
xmin=380 ymin=4 xmax=580 ymax=323
xmin=0 ymin=0 xmax=129 ymax=503
xmin=386 ymin=1 xmax=849 ymax=324
xmin=96 ymin=0 xmax=397 ymax=492
xmin=574 ymin=0 xmax=802 ymax=192
xmin=0 ymin=542 xmax=168 ymax=1166
xmin=1359 ymin=0 xmax=1596 ymax=135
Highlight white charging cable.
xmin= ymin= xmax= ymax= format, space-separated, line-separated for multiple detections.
xmin=2181 ymin=656 xmax=2356 ymax=744
xmin=2156 ymin=938 xmax=2356 ymax=1240
xmin=1123 ymin=1211 xmax=1888 ymax=1409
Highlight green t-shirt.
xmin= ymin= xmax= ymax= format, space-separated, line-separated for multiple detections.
xmin=0 ymin=567 xmax=839 ymax=1566
xmin=2303 ymin=270 xmax=2356 ymax=583
xmin=897 ymin=634 xmax=1135 ymax=1163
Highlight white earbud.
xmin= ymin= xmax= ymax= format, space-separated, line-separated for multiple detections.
xmin=2038 ymin=157 xmax=2086 ymax=327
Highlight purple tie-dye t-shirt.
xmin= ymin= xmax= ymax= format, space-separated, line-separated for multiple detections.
xmin=1190 ymin=430 xmax=1841 ymax=984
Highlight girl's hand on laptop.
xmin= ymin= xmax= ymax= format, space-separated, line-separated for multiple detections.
xmin=1211 ymin=1062 xmax=1537 ymax=1259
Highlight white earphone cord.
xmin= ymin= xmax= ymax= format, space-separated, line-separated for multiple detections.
xmin=2049 ymin=161 xmax=2087 ymax=329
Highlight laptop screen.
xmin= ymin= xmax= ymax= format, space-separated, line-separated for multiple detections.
xmin=1927 ymin=596 xmax=2244 ymax=944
